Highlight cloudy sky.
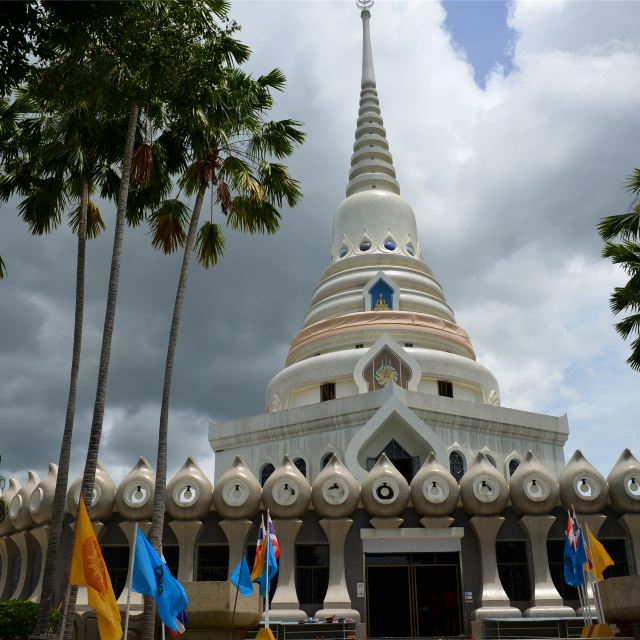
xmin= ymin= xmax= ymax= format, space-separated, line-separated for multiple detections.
xmin=2 ymin=0 xmax=640 ymax=490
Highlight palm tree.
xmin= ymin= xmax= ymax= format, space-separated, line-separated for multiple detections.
xmin=0 ymin=93 xmax=121 ymax=635
xmin=598 ymin=168 xmax=640 ymax=371
xmin=141 ymin=67 xmax=304 ymax=639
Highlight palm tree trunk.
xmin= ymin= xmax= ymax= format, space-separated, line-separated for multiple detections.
xmin=141 ymin=181 xmax=208 ymax=640
xmin=33 ymin=180 xmax=89 ymax=636
xmin=60 ymin=102 xmax=139 ymax=640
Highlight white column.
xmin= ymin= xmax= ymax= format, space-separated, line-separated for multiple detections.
xmin=27 ymin=525 xmax=50 ymax=602
xmin=219 ymin=519 xmax=253 ymax=579
xmin=520 ymin=515 xmax=575 ymax=617
xmin=470 ymin=516 xmax=521 ymax=620
xmin=620 ymin=514 xmax=640 ymax=575
xmin=0 ymin=537 xmax=11 ymax=599
xmin=315 ymin=518 xmax=360 ymax=622
xmin=116 ymin=520 xmax=150 ymax=608
xmin=270 ymin=519 xmax=306 ymax=622
xmin=169 ymin=520 xmax=203 ymax=582
xmin=9 ymin=531 xmax=31 ymax=600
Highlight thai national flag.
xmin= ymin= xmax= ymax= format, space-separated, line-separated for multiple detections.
xmin=267 ymin=513 xmax=280 ymax=560
xmin=168 ymin=610 xmax=188 ymax=638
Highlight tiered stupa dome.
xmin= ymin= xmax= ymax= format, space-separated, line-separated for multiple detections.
xmin=266 ymin=6 xmax=498 ymax=412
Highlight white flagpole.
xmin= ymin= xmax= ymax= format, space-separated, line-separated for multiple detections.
xmin=123 ymin=521 xmax=139 ymax=640
xmin=265 ymin=511 xmax=270 ymax=630
xmin=584 ymin=523 xmax=606 ymax=625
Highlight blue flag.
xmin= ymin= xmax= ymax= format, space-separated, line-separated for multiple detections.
xmin=256 ymin=525 xmax=278 ymax=597
xmin=131 ymin=528 xmax=188 ymax=632
xmin=563 ymin=514 xmax=588 ymax=587
xmin=230 ymin=556 xmax=254 ymax=597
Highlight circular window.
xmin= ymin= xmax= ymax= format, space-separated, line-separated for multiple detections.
xmin=372 ymin=478 xmax=399 ymax=504
xmin=359 ymin=240 xmax=371 ymax=251
xmin=523 ymin=477 xmax=550 ymax=502
xmin=383 ymin=239 xmax=396 ymax=251
xmin=9 ymin=495 xmax=22 ymax=519
xmin=29 ymin=488 xmax=44 ymax=513
xmin=123 ymin=482 xmax=150 ymax=508
xmin=422 ymin=475 xmax=450 ymax=504
xmin=322 ymin=478 xmax=349 ymax=506
xmin=625 ymin=474 xmax=640 ymax=499
xmin=406 ymin=244 xmax=415 ymax=256
xmin=172 ymin=482 xmax=199 ymax=507
xmin=222 ymin=479 xmax=250 ymax=507
xmin=339 ymin=245 xmax=348 ymax=258
xmin=272 ymin=479 xmax=299 ymax=506
xmin=74 ymin=485 xmax=100 ymax=507
xmin=472 ymin=476 xmax=500 ymax=503
xmin=574 ymin=476 xmax=600 ymax=501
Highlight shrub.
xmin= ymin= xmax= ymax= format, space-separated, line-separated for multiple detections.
xmin=0 ymin=600 xmax=60 ymax=640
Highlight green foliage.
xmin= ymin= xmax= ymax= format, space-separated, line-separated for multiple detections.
xmin=598 ymin=169 xmax=640 ymax=370
xmin=0 ymin=600 xmax=60 ymax=639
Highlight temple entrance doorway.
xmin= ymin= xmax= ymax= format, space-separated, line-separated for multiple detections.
xmin=365 ymin=552 xmax=463 ymax=639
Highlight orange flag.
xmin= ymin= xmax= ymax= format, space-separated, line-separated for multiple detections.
xmin=69 ymin=496 xmax=122 ymax=640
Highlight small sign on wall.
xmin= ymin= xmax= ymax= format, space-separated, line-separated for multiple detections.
xmin=464 ymin=591 xmax=473 ymax=602
xmin=356 ymin=582 xmax=365 ymax=598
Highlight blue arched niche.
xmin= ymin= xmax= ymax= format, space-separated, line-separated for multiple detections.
xmin=369 ymin=278 xmax=394 ymax=311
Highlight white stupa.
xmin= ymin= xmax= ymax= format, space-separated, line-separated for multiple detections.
xmin=210 ymin=5 xmax=568 ymax=483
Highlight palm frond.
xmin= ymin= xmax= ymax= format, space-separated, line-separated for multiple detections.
xmin=148 ymin=199 xmax=190 ymax=254
xmin=626 ymin=335 xmax=640 ymax=371
xmin=131 ymin=142 xmax=154 ymax=186
xmin=196 ymin=221 xmax=225 ymax=268
xmin=614 ymin=313 xmax=640 ymax=340
xmin=258 ymin=68 xmax=286 ymax=92
xmin=598 ymin=206 xmax=640 ymax=241
xmin=602 ymin=241 xmax=640 ymax=275
xmin=18 ymin=178 xmax=66 ymax=235
xmin=258 ymin=161 xmax=302 ymax=208
xmin=625 ymin=168 xmax=640 ymax=195
xmin=218 ymin=155 xmax=264 ymax=200
xmin=227 ymin=195 xmax=281 ymax=235
xmin=68 ymin=200 xmax=106 ymax=239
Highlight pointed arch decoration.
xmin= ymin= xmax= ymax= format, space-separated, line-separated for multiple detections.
xmin=353 ymin=335 xmax=420 ymax=394
xmin=362 ymin=271 xmax=400 ymax=312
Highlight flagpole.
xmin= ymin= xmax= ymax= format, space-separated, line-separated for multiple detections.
xmin=265 ymin=510 xmax=270 ymax=631
xmin=58 ymin=585 xmax=72 ymax=640
xmin=584 ymin=523 xmax=606 ymax=625
xmin=123 ymin=521 xmax=139 ymax=640
xmin=231 ymin=525 xmax=253 ymax=640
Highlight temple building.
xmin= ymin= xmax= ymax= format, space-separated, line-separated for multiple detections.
xmin=1 ymin=4 xmax=640 ymax=639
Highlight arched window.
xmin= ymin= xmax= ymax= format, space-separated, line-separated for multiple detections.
xmin=260 ymin=463 xmax=275 ymax=486
xmin=449 ymin=451 xmax=466 ymax=482
xmin=362 ymin=346 xmax=412 ymax=391
xmin=508 ymin=459 xmax=521 ymax=476
xmin=293 ymin=458 xmax=307 ymax=478
xmin=321 ymin=453 xmax=333 ymax=469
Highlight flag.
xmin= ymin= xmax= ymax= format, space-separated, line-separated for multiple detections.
xmin=267 ymin=512 xmax=280 ymax=560
xmin=131 ymin=528 xmax=188 ymax=633
xmin=230 ymin=556 xmax=254 ymax=597
xmin=585 ymin=530 xmax=614 ymax=581
xmin=69 ymin=497 xmax=122 ymax=640
xmin=564 ymin=512 xmax=588 ymax=587
xmin=168 ymin=610 xmax=188 ymax=638
xmin=256 ymin=516 xmax=278 ymax=597
xmin=250 ymin=516 xmax=266 ymax=581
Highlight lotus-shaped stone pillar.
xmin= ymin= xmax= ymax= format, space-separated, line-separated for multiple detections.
xmin=312 ymin=454 xmax=360 ymax=518
xmin=559 ymin=450 xmax=608 ymax=513
xmin=262 ymin=454 xmax=311 ymax=519
xmin=166 ymin=457 xmax=213 ymax=521
xmin=509 ymin=451 xmax=558 ymax=515
xmin=361 ymin=453 xmax=409 ymax=518
xmin=212 ymin=456 xmax=262 ymax=520
xmin=410 ymin=451 xmax=458 ymax=517
xmin=66 ymin=461 xmax=116 ymax=521
xmin=460 ymin=453 xmax=509 ymax=516
xmin=115 ymin=457 xmax=155 ymax=521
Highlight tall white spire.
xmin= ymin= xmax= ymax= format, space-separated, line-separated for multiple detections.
xmin=346 ymin=6 xmax=400 ymax=197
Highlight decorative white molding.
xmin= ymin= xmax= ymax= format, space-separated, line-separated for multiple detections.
xmin=344 ymin=395 xmax=447 ymax=480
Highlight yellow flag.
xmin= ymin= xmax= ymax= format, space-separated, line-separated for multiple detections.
xmin=69 ymin=497 xmax=122 ymax=640
xmin=586 ymin=530 xmax=614 ymax=581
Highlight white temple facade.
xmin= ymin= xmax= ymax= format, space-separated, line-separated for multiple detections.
xmin=2 ymin=5 xmax=640 ymax=640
